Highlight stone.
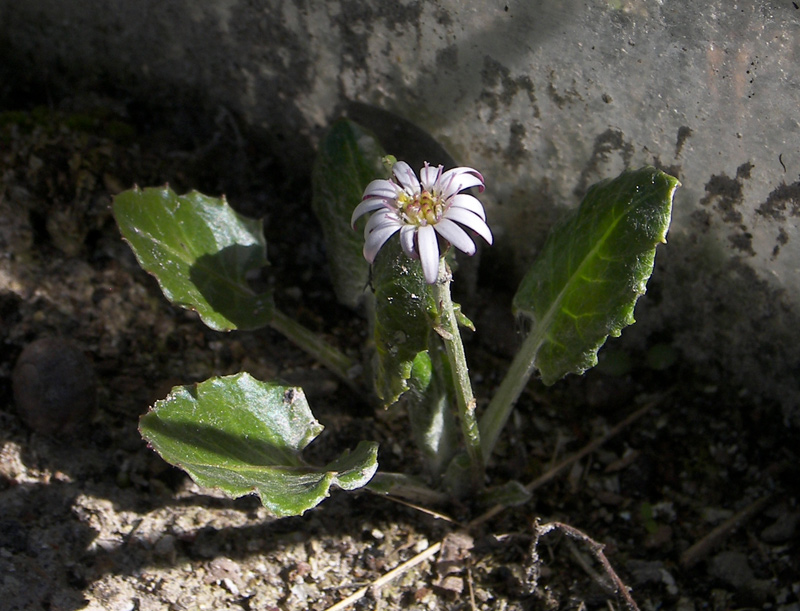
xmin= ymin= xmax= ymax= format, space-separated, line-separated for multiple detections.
xmin=2 ymin=0 xmax=798 ymax=418
xmin=12 ymin=337 xmax=97 ymax=436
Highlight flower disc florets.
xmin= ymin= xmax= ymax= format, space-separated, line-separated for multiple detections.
xmin=351 ymin=160 xmax=493 ymax=284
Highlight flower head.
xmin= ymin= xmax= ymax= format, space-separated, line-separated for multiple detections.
xmin=351 ymin=160 xmax=493 ymax=284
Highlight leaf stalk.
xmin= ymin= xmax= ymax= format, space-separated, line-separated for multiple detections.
xmin=270 ymin=308 xmax=360 ymax=393
xmin=478 ymin=317 xmax=546 ymax=463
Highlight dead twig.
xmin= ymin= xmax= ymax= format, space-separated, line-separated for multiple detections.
xmin=324 ymin=401 xmax=658 ymax=611
xmin=536 ymin=520 xmax=640 ymax=611
xmin=470 ymin=400 xmax=657 ymax=529
xmin=466 ymin=565 xmax=477 ymax=611
xmin=680 ymin=493 xmax=772 ymax=568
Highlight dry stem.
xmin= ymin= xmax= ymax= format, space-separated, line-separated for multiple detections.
xmin=324 ymin=401 xmax=657 ymax=611
xmin=536 ymin=520 xmax=640 ymax=611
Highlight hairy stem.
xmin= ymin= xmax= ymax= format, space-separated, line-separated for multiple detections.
xmin=431 ymin=258 xmax=484 ymax=488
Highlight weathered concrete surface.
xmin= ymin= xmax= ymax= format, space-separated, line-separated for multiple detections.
xmin=2 ymin=0 xmax=799 ymax=420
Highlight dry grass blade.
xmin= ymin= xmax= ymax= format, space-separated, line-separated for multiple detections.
xmin=324 ymin=400 xmax=659 ymax=610
xmin=324 ymin=541 xmax=442 ymax=611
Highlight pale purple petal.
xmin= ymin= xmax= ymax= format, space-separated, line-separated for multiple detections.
xmin=419 ymin=163 xmax=443 ymax=190
xmin=364 ymin=225 xmax=401 ymax=263
xmin=443 ymin=207 xmax=494 ymax=245
xmin=417 ymin=224 xmax=440 ymax=284
xmin=362 ymin=179 xmax=400 ymax=200
xmin=434 ymin=218 xmax=476 ymax=256
xmin=351 ymin=197 xmax=392 ymax=227
xmin=440 ymin=167 xmax=485 ymax=198
xmin=365 ymin=209 xmax=400 ymax=233
xmin=392 ymin=161 xmax=421 ymax=193
xmin=355 ymin=159 xmax=490 ymax=269
xmin=399 ymin=225 xmax=417 ymax=258
xmin=447 ymin=193 xmax=486 ymax=220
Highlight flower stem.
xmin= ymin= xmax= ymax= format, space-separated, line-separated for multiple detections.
xmin=269 ymin=307 xmax=360 ymax=393
xmin=431 ymin=258 xmax=484 ymax=488
xmin=478 ymin=318 xmax=546 ymax=462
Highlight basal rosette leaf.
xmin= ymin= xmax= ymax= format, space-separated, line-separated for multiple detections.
xmin=113 ymin=186 xmax=273 ymax=331
xmin=139 ymin=373 xmax=378 ymax=517
xmin=514 ymin=166 xmax=678 ymax=385
xmin=312 ymin=119 xmax=386 ymax=309
xmin=372 ymin=238 xmax=437 ymax=406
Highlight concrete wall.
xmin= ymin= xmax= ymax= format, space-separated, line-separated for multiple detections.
xmin=2 ymin=0 xmax=799 ymax=420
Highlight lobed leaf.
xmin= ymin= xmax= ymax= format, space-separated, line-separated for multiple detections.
xmin=513 ymin=166 xmax=678 ymax=385
xmin=140 ymin=373 xmax=378 ymax=517
xmin=311 ymin=119 xmax=386 ymax=309
xmin=113 ymin=186 xmax=273 ymax=331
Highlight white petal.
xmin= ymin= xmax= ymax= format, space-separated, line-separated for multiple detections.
xmin=448 ymin=193 xmax=486 ymax=220
xmin=440 ymin=167 xmax=485 ymax=198
xmin=362 ymin=179 xmax=400 ymax=201
xmin=434 ymin=218 xmax=476 ymax=256
xmin=419 ymin=163 xmax=443 ymax=190
xmin=351 ymin=197 xmax=391 ymax=227
xmin=364 ymin=225 xmax=400 ymax=263
xmin=365 ymin=209 xmax=400 ymax=233
xmin=417 ymin=224 xmax=440 ymax=284
xmin=443 ymin=207 xmax=494 ymax=245
xmin=392 ymin=161 xmax=421 ymax=193
xmin=399 ymin=225 xmax=418 ymax=258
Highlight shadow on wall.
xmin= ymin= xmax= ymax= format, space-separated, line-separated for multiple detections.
xmin=0 ymin=0 xmax=583 ymax=181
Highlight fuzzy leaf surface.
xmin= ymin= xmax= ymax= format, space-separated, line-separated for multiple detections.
xmin=113 ymin=186 xmax=272 ymax=331
xmin=514 ymin=167 xmax=678 ymax=385
xmin=312 ymin=119 xmax=386 ymax=309
xmin=372 ymin=239 xmax=437 ymax=405
xmin=406 ymin=348 xmax=459 ymax=475
xmin=140 ymin=373 xmax=378 ymax=517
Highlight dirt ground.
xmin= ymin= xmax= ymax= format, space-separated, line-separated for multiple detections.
xmin=1 ymin=98 xmax=798 ymax=611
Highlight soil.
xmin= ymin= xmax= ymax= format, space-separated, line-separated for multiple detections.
xmin=1 ymin=97 xmax=798 ymax=611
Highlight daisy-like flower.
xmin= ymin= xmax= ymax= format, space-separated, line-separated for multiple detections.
xmin=351 ymin=160 xmax=493 ymax=284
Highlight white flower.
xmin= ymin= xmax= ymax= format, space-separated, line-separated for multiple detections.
xmin=351 ymin=160 xmax=493 ymax=284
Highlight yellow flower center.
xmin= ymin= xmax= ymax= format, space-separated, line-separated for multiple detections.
xmin=398 ymin=190 xmax=443 ymax=226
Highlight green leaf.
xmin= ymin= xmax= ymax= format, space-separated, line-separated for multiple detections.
xmin=113 ymin=186 xmax=273 ymax=331
xmin=476 ymin=480 xmax=532 ymax=508
xmin=409 ymin=350 xmax=434 ymax=391
xmin=406 ymin=348 xmax=459 ymax=475
xmin=140 ymin=373 xmax=378 ymax=517
xmin=372 ymin=238 xmax=437 ymax=405
xmin=454 ymin=303 xmax=476 ymax=332
xmin=513 ymin=166 xmax=678 ymax=385
xmin=312 ymin=119 xmax=386 ymax=309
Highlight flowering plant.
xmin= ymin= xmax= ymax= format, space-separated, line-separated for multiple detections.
xmin=113 ymin=117 xmax=677 ymax=522
xmin=354 ymin=160 xmax=492 ymax=284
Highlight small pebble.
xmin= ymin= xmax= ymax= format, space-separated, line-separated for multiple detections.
xmin=154 ymin=534 xmax=177 ymax=561
xmin=709 ymin=551 xmax=753 ymax=589
xmin=761 ymin=511 xmax=800 ymax=543
xmin=12 ymin=337 xmax=97 ymax=436
xmin=370 ymin=528 xmax=385 ymax=540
